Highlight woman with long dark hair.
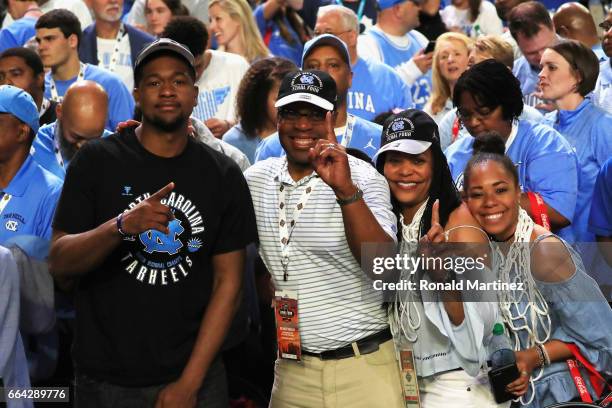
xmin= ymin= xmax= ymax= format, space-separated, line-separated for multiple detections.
xmin=223 ymin=57 xmax=297 ymax=163
xmin=463 ymin=134 xmax=612 ymax=407
xmin=253 ymin=0 xmax=308 ymax=65
xmin=375 ymin=109 xmax=503 ymax=407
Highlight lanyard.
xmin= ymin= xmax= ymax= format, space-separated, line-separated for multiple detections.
xmin=339 ymin=114 xmax=356 ymax=148
xmin=336 ymin=0 xmax=366 ymax=21
xmin=39 ymin=98 xmax=50 ymax=118
xmin=0 ymin=193 xmax=12 ymax=217
xmin=101 ymin=24 xmax=126 ymax=74
xmin=49 ymin=62 xmax=86 ymax=102
xmin=278 ymin=175 xmax=321 ymax=282
xmin=53 ymin=123 xmax=64 ymax=168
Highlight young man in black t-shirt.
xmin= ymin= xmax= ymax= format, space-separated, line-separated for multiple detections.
xmin=49 ymin=38 xmax=257 ymax=407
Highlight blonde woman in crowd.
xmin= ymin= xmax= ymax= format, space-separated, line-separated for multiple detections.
xmin=467 ymin=35 xmax=515 ymax=69
xmin=425 ymin=32 xmax=472 ymax=124
xmin=209 ymin=0 xmax=270 ymax=63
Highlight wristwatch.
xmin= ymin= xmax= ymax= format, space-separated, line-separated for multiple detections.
xmin=336 ymin=185 xmax=363 ymax=206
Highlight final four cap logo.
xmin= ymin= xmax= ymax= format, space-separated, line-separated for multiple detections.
xmin=374 ymin=109 xmax=439 ymax=167
xmin=275 ymin=69 xmax=337 ymax=111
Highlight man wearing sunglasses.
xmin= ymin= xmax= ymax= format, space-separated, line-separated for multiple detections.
xmin=244 ymin=69 xmax=403 ymax=407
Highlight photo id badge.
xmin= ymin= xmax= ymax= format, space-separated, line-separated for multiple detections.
xmin=397 ymin=344 xmax=421 ymax=407
xmin=274 ymin=290 xmax=302 ymax=361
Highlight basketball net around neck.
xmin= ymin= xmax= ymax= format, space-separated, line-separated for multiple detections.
xmin=495 ymin=207 xmax=551 ymax=405
xmin=389 ymin=199 xmax=429 ymax=344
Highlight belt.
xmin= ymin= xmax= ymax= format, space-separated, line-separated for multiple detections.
xmin=301 ymin=328 xmax=392 ymax=360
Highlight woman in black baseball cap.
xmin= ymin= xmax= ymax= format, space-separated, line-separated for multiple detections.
xmin=374 ymin=109 xmax=501 ymax=406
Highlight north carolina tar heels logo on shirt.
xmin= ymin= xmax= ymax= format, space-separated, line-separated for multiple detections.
xmin=5 ymin=220 xmax=18 ymax=232
xmin=140 ymin=219 xmax=185 ymax=255
xmin=121 ymin=190 xmax=205 ymax=286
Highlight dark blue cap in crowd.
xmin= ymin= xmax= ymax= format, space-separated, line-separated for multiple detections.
xmin=301 ymin=34 xmax=351 ymax=67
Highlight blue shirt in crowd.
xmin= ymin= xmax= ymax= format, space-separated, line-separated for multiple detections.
xmin=589 ymin=157 xmax=612 ymax=238
xmin=222 ymin=124 xmax=261 ymax=165
xmin=360 ymin=27 xmax=432 ymax=110
xmin=43 ymin=64 xmax=134 ymax=131
xmin=32 ymin=121 xmax=113 ymax=179
xmin=254 ymin=114 xmax=382 ymax=162
xmin=348 ymin=57 xmax=413 ymax=121
xmin=254 ymin=5 xmax=303 ymax=66
xmin=512 ymin=57 xmax=546 ymax=110
xmin=594 ymin=59 xmax=612 ymax=114
xmin=543 ymin=98 xmax=612 ymax=243
xmin=0 ymin=156 xmax=62 ymax=249
xmin=444 ymin=120 xmax=578 ymax=241
xmin=0 ymin=16 xmax=36 ymax=52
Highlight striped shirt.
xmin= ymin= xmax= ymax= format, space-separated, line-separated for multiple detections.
xmin=244 ymin=156 xmax=397 ymax=352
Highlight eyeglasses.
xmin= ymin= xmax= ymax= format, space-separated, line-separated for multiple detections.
xmin=456 ymin=107 xmax=496 ymax=124
xmin=313 ymin=29 xmax=352 ymax=37
xmin=279 ymin=107 xmax=327 ymax=122
xmin=599 ymin=21 xmax=612 ymax=33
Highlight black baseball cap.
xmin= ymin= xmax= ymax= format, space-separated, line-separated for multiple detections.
xmin=275 ymin=70 xmax=338 ymax=111
xmin=374 ymin=109 xmax=440 ymax=166
xmin=134 ymin=38 xmax=196 ymax=78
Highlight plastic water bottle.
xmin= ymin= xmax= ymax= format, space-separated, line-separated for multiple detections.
xmin=489 ymin=323 xmax=515 ymax=368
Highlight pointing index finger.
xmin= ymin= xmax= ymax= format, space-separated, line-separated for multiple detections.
xmin=149 ymin=182 xmax=175 ymax=201
xmin=325 ymin=111 xmax=336 ymax=143
xmin=431 ymin=199 xmax=440 ymax=226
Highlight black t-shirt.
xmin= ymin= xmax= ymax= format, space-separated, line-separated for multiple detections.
xmin=53 ymin=127 xmax=258 ymax=386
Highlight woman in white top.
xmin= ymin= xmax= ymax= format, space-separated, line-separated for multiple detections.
xmin=374 ymin=109 xmax=504 ymax=407
xmin=425 ymin=32 xmax=472 ymax=124
xmin=440 ymin=0 xmax=503 ymax=38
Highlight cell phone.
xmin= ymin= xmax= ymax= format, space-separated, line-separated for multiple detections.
xmin=488 ymin=362 xmax=520 ymax=403
xmin=424 ymin=41 xmax=436 ymax=54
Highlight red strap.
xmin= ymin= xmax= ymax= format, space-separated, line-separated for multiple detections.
xmin=264 ymin=27 xmax=273 ymax=46
xmin=451 ymin=117 xmax=460 ymax=142
xmin=567 ymin=359 xmax=594 ymax=402
xmin=527 ymin=192 xmax=551 ymax=230
xmin=566 ymin=343 xmax=608 ymax=398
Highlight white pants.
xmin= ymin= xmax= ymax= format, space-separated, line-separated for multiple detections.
xmin=419 ymin=369 xmax=511 ymax=408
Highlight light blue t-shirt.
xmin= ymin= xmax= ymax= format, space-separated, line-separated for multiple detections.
xmin=589 ymin=157 xmax=612 ymax=238
xmin=44 ymin=63 xmax=135 ymax=132
xmin=594 ymin=60 xmax=612 ymax=114
xmin=438 ymin=105 xmax=544 ymax=150
xmin=254 ymin=5 xmax=303 ymax=66
xmin=348 ymin=57 xmax=413 ymax=121
xmin=32 ymin=121 xmax=113 ymax=179
xmin=444 ymin=120 xmax=578 ymax=241
xmin=254 ymin=114 xmax=382 ymax=162
xmin=512 ymin=57 xmax=546 ymax=110
xmin=592 ymin=44 xmax=608 ymax=63
xmin=222 ymin=124 xmax=261 ymax=165
xmin=543 ymin=98 xmax=612 ymax=244
xmin=0 ymin=156 xmax=62 ymax=246
xmin=360 ymin=28 xmax=432 ymax=110
xmin=0 ymin=16 xmax=36 ymax=52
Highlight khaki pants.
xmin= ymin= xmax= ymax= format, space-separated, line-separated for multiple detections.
xmin=270 ymin=339 xmax=404 ymax=408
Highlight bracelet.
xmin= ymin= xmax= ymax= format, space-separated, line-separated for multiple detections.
xmin=116 ymin=213 xmax=128 ymax=237
xmin=539 ymin=343 xmax=551 ymax=366
xmin=336 ymin=185 xmax=363 ymax=206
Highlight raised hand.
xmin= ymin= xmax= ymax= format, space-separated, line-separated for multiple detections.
xmin=120 ymin=182 xmax=175 ymax=235
xmin=418 ymin=200 xmax=450 ymax=282
xmin=307 ymin=112 xmax=355 ymax=199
